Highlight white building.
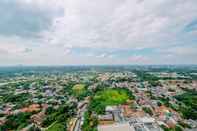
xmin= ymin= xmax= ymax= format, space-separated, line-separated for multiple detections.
xmin=98 ymin=122 xmax=135 ymax=131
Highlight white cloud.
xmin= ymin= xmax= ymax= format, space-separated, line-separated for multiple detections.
xmin=96 ymin=53 xmax=108 ymax=58
xmin=0 ymin=0 xmax=197 ymax=65
xmin=43 ymin=0 xmax=197 ymax=49
xmin=0 ymin=36 xmax=27 ymax=54
xmin=129 ymin=55 xmax=150 ymax=64
xmin=162 ymin=46 xmax=197 ymax=56
xmin=18 ymin=0 xmax=65 ymax=10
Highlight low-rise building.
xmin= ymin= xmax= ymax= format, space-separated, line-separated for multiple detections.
xmin=98 ymin=122 xmax=135 ymax=131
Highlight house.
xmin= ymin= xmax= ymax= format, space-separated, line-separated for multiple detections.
xmin=0 ymin=117 xmax=6 ymax=126
xmin=31 ymin=111 xmax=45 ymax=126
xmin=99 ymin=113 xmax=114 ymax=121
xmin=20 ymin=104 xmax=40 ymax=113
xmin=130 ymin=117 xmax=163 ymax=131
xmin=106 ymin=106 xmax=120 ymax=112
xmin=98 ymin=113 xmax=114 ymax=125
xmin=105 ymin=106 xmax=124 ymax=122
xmin=154 ymin=105 xmax=181 ymax=128
xmin=122 ymin=105 xmax=145 ymax=119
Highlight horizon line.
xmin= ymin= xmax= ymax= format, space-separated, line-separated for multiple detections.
xmin=0 ymin=64 xmax=197 ymax=67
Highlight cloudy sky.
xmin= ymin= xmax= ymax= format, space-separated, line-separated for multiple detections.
xmin=0 ymin=0 xmax=197 ymax=65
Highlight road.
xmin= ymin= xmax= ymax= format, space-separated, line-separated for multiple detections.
xmin=73 ymin=100 xmax=88 ymax=131
xmin=0 ymin=79 xmax=30 ymax=86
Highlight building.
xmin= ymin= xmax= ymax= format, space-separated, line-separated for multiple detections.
xmin=20 ymin=104 xmax=41 ymax=113
xmin=130 ymin=117 xmax=163 ymax=131
xmin=98 ymin=122 xmax=135 ymax=131
xmin=122 ymin=105 xmax=145 ymax=119
xmin=31 ymin=111 xmax=45 ymax=126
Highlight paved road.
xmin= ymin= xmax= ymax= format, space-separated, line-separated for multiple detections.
xmin=74 ymin=117 xmax=81 ymax=131
xmin=0 ymin=80 xmax=30 ymax=86
xmin=73 ymin=102 xmax=88 ymax=131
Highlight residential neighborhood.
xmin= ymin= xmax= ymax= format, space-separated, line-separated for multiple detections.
xmin=0 ymin=66 xmax=197 ymax=131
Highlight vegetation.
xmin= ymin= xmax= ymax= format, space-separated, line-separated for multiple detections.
xmin=42 ymin=103 xmax=77 ymax=130
xmin=175 ymin=91 xmax=197 ymax=120
xmin=1 ymin=66 xmax=197 ymax=131
xmin=142 ymin=107 xmax=153 ymax=116
xmin=3 ymin=93 xmax=31 ymax=103
xmin=82 ymin=88 xmax=134 ymax=130
xmin=135 ymin=71 xmax=161 ymax=86
xmin=161 ymin=124 xmax=183 ymax=131
xmin=46 ymin=121 xmax=65 ymax=131
xmin=72 ymin=84 xmax=89 ymax=100
xmin=0 ymin=112 xmax=32 ymax=130
xmin=73 ymin=84 xmax=86 ymax=95
xmin=158 ymin=97 xmax=171 ymax=107
xmin=89 ymin=88 xmax=134 ymax=114
xmin=136 ymin=71 xmax=159 ymax=81
xmin=82 ymin=111 xmax=98 ymax=131
xmin=28 ymin=125 xmax=41 ymax=131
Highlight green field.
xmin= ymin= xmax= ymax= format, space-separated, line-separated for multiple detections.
xmin=95 ymin=89 xmax=129 ymax=105
xmin=90 ymin=88 xmax=133 ymax=114
xmin=46 ymin=121 xmax=65 ymax=131
xmin=72 ymin=84 xmax=86 ymax=96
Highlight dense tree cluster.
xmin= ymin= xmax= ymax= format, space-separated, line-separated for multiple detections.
xmin=175 ymin=91 xmax=197 ymax=120
xmin=0 ymin=112 xmax=32 ymax=130
xmin=42 ymin=102 xmax=77 ymax=131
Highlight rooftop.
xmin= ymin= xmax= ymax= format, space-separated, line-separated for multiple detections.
xmin=98 ymin=122 xmax=135 ymax=131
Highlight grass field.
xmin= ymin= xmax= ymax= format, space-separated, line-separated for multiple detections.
xmin=46 ymin=121 xmax=65 ymax=131
xmin=72 ymin=84 xmax=86 ymax=96
xmin=95 ymin=89 xmax=129 ymax=105
xmin=90 ymin=88 xmax=132 ymax=114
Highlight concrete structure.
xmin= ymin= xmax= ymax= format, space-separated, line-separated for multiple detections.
xmin=130 ymin=117 xmax=163 ymax=131
xmin=98 ymin=117 xmax=163 ymax=131
xmin=98 ymin=122 xmax=135 ymax=131
xmin=98 ymin=113 xmax=113 ymax=121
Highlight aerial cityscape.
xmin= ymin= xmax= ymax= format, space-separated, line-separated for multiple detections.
xmin=0 ymin=0 xmax=197 ymax=131
xmin=0 ymin=65 xmax=197 ymax=131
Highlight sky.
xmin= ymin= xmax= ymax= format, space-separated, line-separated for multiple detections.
xmin=0 ymin=0 xmax=197 ymax=65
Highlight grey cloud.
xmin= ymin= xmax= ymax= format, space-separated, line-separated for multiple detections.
xmin=47 ymin=0 xmax=197 ymax=50
xmin=0 ymin=48 xmax=8 ymax=55
xmin=0 ymin=0 xmax=61 ymax=38
xmin=0 ymin=0 xmax=197 ymax=65
xmin=184 ymin=19 xmax=197 ymax=32
xmin=23 ymin=48 xmax=32 ymax=53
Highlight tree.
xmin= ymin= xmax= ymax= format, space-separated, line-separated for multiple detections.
xmin=28 ymin=125 xmax=41 ymax=131
xmin=142 ymin=107 xmax=153 ymax=116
